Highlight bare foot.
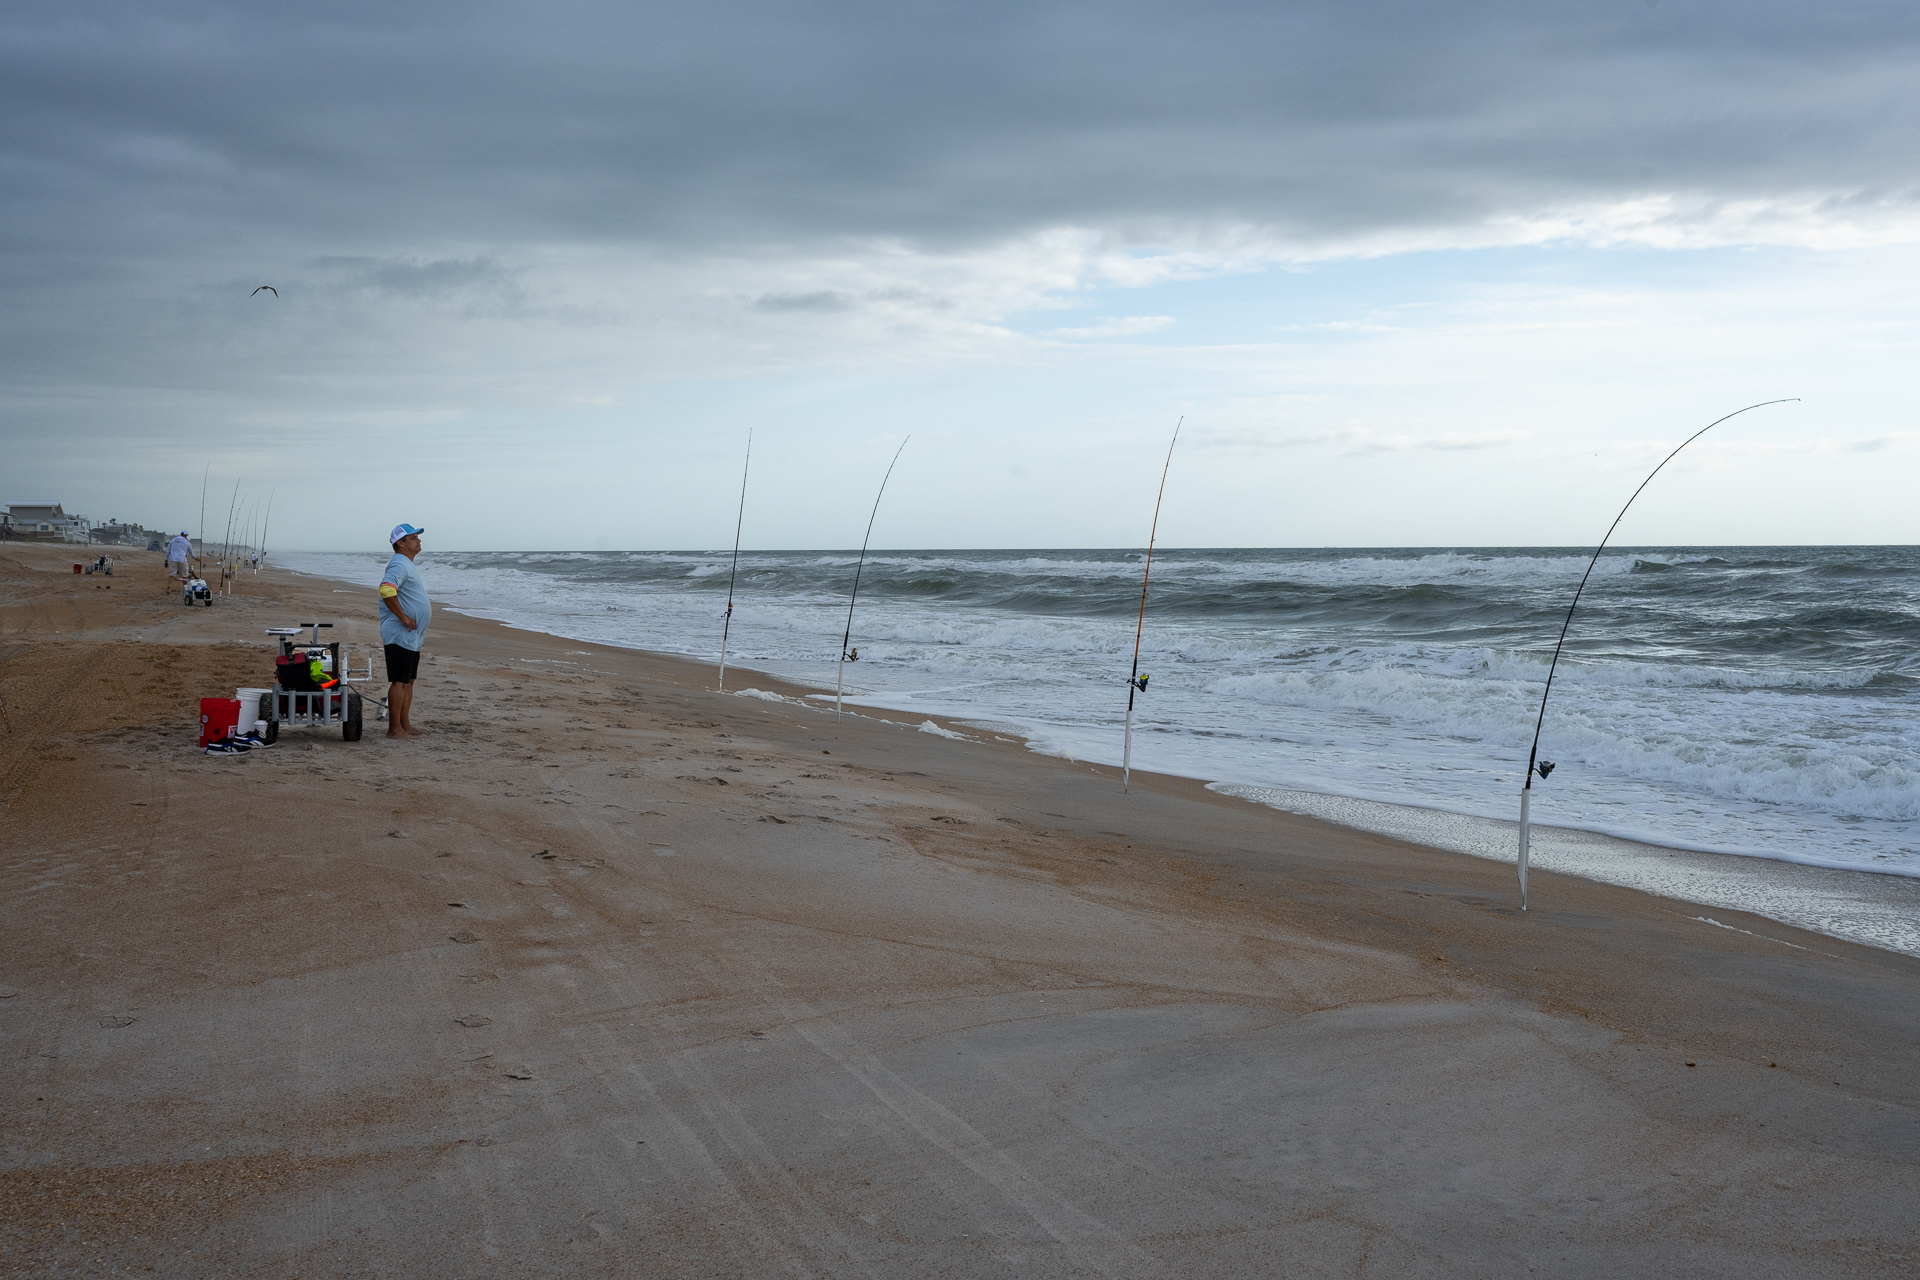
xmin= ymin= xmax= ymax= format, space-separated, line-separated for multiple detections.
xmin=386 ymin=729 xmax=412 ymax=739
xmin=404 ymin=726 xmax=430 ymax=737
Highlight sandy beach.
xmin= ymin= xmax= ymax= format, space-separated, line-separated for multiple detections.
xmin=3 ymin=541 xmax=1916 ymax=1277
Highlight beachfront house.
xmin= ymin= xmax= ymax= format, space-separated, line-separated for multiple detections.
xmin=6 ymin=503 xmax=74 ymax=542
xmin=91 ymin=519 xmax=152 ymax=547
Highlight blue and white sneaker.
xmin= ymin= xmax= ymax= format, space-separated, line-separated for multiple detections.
xmin=205 ymin=737 xmax=251 ymax=755
xmin=233 ymin=733 xmax=275 ymax=749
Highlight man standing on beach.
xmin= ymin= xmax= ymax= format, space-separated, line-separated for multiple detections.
xmin=378 ymin=524 xmax=431 ymax=739
xmin=164 ymin=530 xmax=192 ymax=586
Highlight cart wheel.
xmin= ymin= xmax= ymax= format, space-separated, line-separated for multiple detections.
xmin=343 ymin=692 xmax=364 ymax=741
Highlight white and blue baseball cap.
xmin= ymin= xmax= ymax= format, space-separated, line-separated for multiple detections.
xmin=389 ymin=522 xmax=426 ymax=545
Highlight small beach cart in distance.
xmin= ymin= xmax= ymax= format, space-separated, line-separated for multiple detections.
xmin=261 ymin=623 xmax=370 ymax=742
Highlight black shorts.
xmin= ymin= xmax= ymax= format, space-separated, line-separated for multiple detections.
xmin=384 ymin=643 xmax=422 ymax=684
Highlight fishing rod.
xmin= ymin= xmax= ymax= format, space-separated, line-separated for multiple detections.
xmin=258 ymin=492 xmax=274 ymax=569
xmin=220 ymin=478 xmax=242 ymax=593
xmin=835 ymin=436 xmax=909 ymax=719
xmin=198 ymin=463 xmax=210 ymax=569
xmin=1123 ymin=418 xmax=1182 ymax=793
xmin=717 ymin=430 xmax=752 ymax=693
xmin=1514 ymin=398 xmax=1798 ymax=910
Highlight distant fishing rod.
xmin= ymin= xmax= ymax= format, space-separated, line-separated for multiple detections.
xmin=258 ymin=491 xmax=274 ymax=568
xmin=198 ymin=463 xmax=210 ymax=563
xmin=1514 ymin=398 xmax=1799 ymax=910
xmin=836 ymin=436 xmax=909 ymax=719
xmin=1123 ymin=418 xmax=1181 ymax=792
xmin=717 ymin=430 xmax=752 ymax=693
xmin=220 ymin=477 xmax=242 ymax=593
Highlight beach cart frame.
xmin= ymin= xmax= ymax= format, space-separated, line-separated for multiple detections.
xmin=260 ymin=623 xmax=370 ymax=743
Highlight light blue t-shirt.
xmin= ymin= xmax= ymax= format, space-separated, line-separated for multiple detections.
xmin=379 ymin=553 xmax=431 ymax=650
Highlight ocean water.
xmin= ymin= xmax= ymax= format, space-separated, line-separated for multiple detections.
xmin=286 ymin=547 xmax=1920 ymax=883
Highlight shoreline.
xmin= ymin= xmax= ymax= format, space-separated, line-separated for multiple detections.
xmin=1217 ymin=783 xmax=1920 ymax=959
xmin=281 ymin=543 xmax=1920 ymax=886
xmin=6 ymin=542 xmax=1917 ymax=1275
xmin=285 ymin=563 xmax=1920 ymax=960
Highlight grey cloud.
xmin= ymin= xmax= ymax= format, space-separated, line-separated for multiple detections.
xmin=1190 ymin=429 xmax=1348 ymax=451
xmin=1194 ymin=426 xmax=1529 ymax=453
xmin=1840 ymin=432 xmax=1920 ymax=452
xmin=754 ymin=291 xmax=856 ymax=313
xmin=752 ymin=287 xmax=950 ymax=313
xmin=299 ymin=255 xmax=545 ymax=320
xmin=315 ymin=256 xmax=525 ymax=301
xmin=5 ymin=0 xmax=1918 ymax=463
xmin=6 ymin=0 xmax=1919 ymax=267
xmin=1357 ymin=431 xmax=1532 ymax=453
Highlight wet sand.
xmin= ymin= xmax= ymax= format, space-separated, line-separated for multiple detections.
xmin=3 ymin=543 xmax=1916 ymax=1277
xmin=1220 ymin=785 xmax=1920 ymax=959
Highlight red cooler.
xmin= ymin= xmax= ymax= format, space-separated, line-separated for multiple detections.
xmin=198 ymin=697 xmax=243 ymax=747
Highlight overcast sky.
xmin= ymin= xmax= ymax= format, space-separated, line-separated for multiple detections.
xmin=5 ymin=0 xmax=1918 ymax=550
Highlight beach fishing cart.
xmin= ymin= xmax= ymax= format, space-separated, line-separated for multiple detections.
xmin=260 ymin=623 xmax=371 ymax=742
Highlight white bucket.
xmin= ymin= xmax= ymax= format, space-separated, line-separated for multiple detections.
xmin=236 ymin=687 xmax=272 ymax=730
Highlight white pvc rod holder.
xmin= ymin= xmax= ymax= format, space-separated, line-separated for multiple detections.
xmin=1518 ymin=786 xmax=1531 ymax=911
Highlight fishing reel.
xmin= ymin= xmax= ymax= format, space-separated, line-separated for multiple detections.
xmin=1533 ymin=760 xmax=1555 ymax=780
xmin=1128 ymin=673 xmax=1149 ymax=693
xmin=844 ymin=648 xmax=859 ymax=663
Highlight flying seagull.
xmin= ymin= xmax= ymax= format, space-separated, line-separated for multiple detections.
xmin=251 ymin=285 xmax=277 ymax=296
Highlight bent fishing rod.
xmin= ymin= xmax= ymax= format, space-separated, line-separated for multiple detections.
xmin=836 ymin=436 xmax=909 ymax=718
xmin=1123 ymin=418 xmax=1181 ymax=792
xmin=717 ymin=430 xmax=752 ymax=693
xmin=1513 ymin=397 xmax=1798 ymax=910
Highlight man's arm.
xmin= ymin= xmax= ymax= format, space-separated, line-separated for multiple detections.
xmin=380 ymin=583 xmax=416 ymax=632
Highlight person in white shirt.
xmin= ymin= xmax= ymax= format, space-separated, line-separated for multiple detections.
xmin=164 ymin=532 xmax=193 ymax=586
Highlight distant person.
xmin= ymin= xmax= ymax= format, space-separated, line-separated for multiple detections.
xmin=165 ymin=530 xmax=193 ymax=585
xmin=378 ymin=523 xmax=431 ymax=739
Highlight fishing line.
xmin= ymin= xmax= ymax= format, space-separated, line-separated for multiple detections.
xmin=836 ymin=436 xmax=909 ymax=719
xmin=1123 ymin=418 xmax=1182 ymax=792
xmin=1514 ymin=397 xmax=1799 ymax=910
xmin=718 ymin=430 xmax=752 ymax=693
